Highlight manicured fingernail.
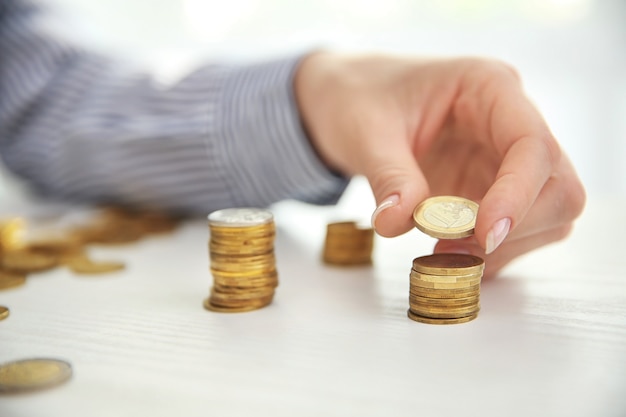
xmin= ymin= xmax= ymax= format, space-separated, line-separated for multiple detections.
xmin=485 ymin=218 xmax=511 ymax=254
xmin=371 ymin=194 xmax=400 ymax=231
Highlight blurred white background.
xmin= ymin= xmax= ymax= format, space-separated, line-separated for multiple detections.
xmin=1 ymin=0 xmax=625 ymax=203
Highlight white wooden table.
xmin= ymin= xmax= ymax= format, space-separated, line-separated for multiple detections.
xmin=1 ymin=195 xmax=625 ymax=417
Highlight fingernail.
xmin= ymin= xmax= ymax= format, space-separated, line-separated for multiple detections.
xmin=371 ymin=194 xmax=400 ymax=231
xmin=485 ymin=218 xmax=511 ymax=254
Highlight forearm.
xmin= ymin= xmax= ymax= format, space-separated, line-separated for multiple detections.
xmin=0 ymin=0 xmax=348 ymax=213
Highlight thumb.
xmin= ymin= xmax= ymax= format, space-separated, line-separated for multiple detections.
xmin=367 ymin=145 xmax=430 ymax=237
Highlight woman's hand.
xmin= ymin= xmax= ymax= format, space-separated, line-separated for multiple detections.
xmin=295 ymin=52 xmax=586 ymax=278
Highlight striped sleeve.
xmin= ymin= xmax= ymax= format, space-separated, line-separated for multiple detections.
xmin=0 ymin=0 xmax=349 ymax=214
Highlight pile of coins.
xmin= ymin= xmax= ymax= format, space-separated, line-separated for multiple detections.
xmin=322 ymin=221 xmax=374 ymax=266
xmin=408 ymin=253 xmax=484 ymax=324
xmin=409 ymin=195 xmax=484 ymax=325
xmin=0 ymin=208 xmax=180 ymax=322
xmin=0 ymin=208 xmax=179 ymax=280
xmin=205 ymin=208 xmax=278 ymax=313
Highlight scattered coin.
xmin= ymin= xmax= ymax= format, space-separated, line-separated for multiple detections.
xmin=0 ymin=306 xmax=9 ymax=321
xmin=66 ymin=256 xmax=126 ymax=275
xmin=205 ymin=208 xmax=278 ymax=313
xmin=0 ymin=270 xmax=26 ymax=291
xmin=0 ymin=218 xmax=27 ymax=252
xmin=0 ymin=358 xmax=72 ymax=393
xmin=1 ymin=251 xmax=58 ymax=273
xmin=413 ymin=196 xmax=479 ymax=239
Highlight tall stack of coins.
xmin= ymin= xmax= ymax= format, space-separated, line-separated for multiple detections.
xmin=410 ymin=196 xmax=485 ymax=325
xmin=322 ymin=221 xmax=374 ymax=266
xmin=205 ymin=208 xmax=278 ymax=313
xmin=408 ymin=254 xmax=484 ymax=324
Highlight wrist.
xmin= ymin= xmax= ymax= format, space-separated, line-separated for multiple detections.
xmin=294 ymin=52 xmax=349 ymax=176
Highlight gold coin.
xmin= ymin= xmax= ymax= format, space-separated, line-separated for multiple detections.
xmin=212 ymin=271 xmax=278 ymax=286
xmin=326 ymin=222 xmax=373 ymax=237
xmin=209 ymin=242 xmax=274 ymax=256
xmin=407 ymin=309 xmax=478 ymax=325
xmin=322 ymin=256 xmax=372 ymax=266
xmin=0 ymin=218 xmax=27 ymax=251
xmin=409 ymin=276 xmax=481 ymax=289
xmin=203 ymin=297 xmax=271 ymax=313
xmin=213 ymin=279 xmax=278 ymax=291
xmin=0 ymin=358 xmax=72 ymax=393
xmin=209 ymin=294 xmax=274 ymax=309
xmin=413 ymin=196 xmax=479 ymax=239
xmin=26 ymin=234 xmax=81 ymax=254
xmin=210 ymin=252 xmax=275 ymax=263
xmin=409 ymin=293 xmax=479 ymax=306
xmin=410 ymin=270 xmax=482 ymax=283
xmin=210 ymin=267 xmax=277 ymax=279
xmin=213 ymin=281 xmax=278 ymax=293
xmin=410 ymin=285 xmax=480 ymax=299
xmin=0 ymin=306 xmax=9 ymax=320
xmin=409 ymin=304 xmax=480 ymax=319
xmin=323 ymin=241 xmax=373 ymax=251
xmin=210 ymin=286 xmax=275 ymax=301
xmin=1 ymin=251 xmax=57 ymax=273
xmin=210 ymin=262 xmax=276 ymax=274
xmin=412 ymin=253 xmax=484 ymax=276
xmin=0 ymin=270 xmax=26 ymax=291
xmin=67 ymin=257 xmax=125 ymax=274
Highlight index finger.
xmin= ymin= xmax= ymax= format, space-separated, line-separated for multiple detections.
xmin=473 ymin=80 xmax=562 ymax=254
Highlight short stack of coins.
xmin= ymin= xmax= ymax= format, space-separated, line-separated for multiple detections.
xmin=409 ymin=195 xmax=484 ymax=325
xmin=408 ymin=253 xmax=484 ymax=324
xmin=322 ymin=221 xmax=374 ymax=266
xmin=204 ymin=208 xmax=278 ymax=313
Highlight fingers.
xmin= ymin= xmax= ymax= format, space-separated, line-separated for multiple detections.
xmin=498 ymin=154 xmax=586 ymax=241
xmin=469 ymin=70 xmax=568 ymax=253
xmin=434 ymin=223 xmax=574 ymax=279
xmin=367 ymin=138 xmax=430 ymax=237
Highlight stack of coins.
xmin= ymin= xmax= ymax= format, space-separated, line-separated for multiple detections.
xmin=410 ymin=195 xmax=485 ymax=325
xmin=408 ymin=253 xmax=484 ymax=324
xmin=322 ymin=221 xmax=374 ymax=266
xmin=204 ymin=208 xmax=278 ymax=313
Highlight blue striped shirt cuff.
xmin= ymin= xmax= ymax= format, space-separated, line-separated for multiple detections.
xmin=208 ymin=55 xmax=349 ymax=208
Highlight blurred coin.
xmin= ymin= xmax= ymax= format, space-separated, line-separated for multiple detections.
xmin=1 ymin=251 xmax=57 ymax=273
xmin=0 ymin=358 xmax=72 ymax=393
xmin=0 ymin=306 xmax=9 ymax=321
xmin=0 ymin=271 xmax=26 ymax=291
xmin=67 ymin=256 xmax=125 ymax=275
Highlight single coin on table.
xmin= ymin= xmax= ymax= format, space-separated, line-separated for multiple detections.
xmin=0 ymin=306 xmax=9 ymax=320
xmin=0 ymin=358 xmax=72 ymax=393
xmin=413 ymin=196 xmax=479 ymax=239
